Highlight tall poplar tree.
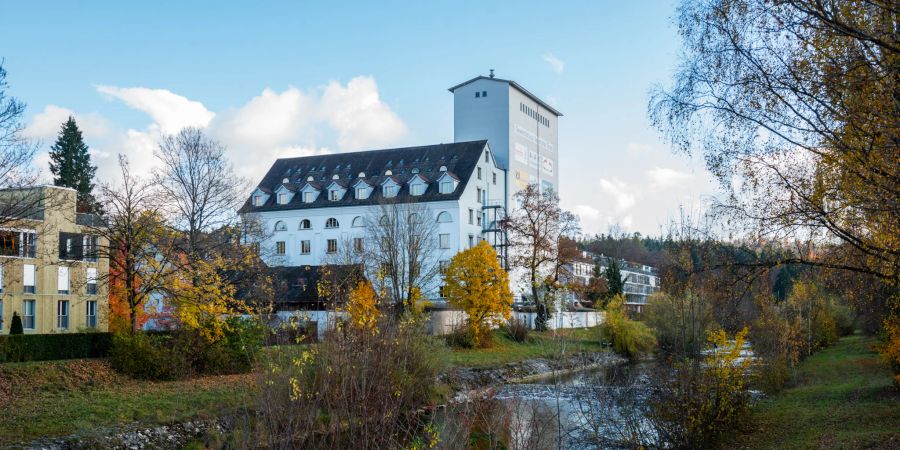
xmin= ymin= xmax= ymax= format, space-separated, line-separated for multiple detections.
xmin=49 ymin=116 xmax=98 ymax=213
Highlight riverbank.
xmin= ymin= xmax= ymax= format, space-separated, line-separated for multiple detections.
xmin=0 ymin=327 xmax=607 ymax=447
xmin=729 ymin=333 xmax=900 ymax=449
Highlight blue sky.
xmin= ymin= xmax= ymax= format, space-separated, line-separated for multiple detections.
xmin=2 ymin=0 xmax=718 ymax=235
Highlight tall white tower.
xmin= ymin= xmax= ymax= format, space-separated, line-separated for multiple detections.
xmin=449 ymin=71 xmax=562 ymax=210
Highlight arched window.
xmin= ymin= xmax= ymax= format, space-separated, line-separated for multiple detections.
xmin=352 ymin=216 xmax=365 ymax=228
xmin=436 ymin=211 xmax=452 ymax=223
xmin=325 ymin=217 xmax=339 ymax=229
xmin=274 ymin=221 xmax=287 ymax=231
xmin=299 ymin=219 xmax=311 ymax=230
xmin=379 ymin=215 xmax=389 ymax=226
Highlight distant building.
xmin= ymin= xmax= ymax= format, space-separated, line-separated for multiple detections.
xmin=563 ymin=251 xmax=661 ymax=312
xmin=0 ymin=186 xmax=108 ymax=334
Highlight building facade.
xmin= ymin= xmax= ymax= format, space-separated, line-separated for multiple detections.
xmin=450 ymin=72 xmax=562 ymax=208
xmin=563 ymin=251 xmax=661 ymax=312
xmin=0 ymin=186 xmax=108 ymax=334
xmin=239 ymin=141 xmax=506 ymax=300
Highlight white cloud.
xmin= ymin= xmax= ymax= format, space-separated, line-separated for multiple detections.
xmin=24 ymin=105 xmax=111 ymax=141
xmin=573 ymin=204 xmax=600 ymax=221
xmin=542 ymin=53 xmax=565 ymax=74
xmin=318 ymin=76 xmax=407 ymax=150
xmin=96 ymin=85 xmax=215 ymax=134
xmin=647 ymin=167 xmax=693 ymax=188
xmin=626 ymin=142 xmax=652 ymax=153
xmin=599 ymin=178 xmax=636 ymax=212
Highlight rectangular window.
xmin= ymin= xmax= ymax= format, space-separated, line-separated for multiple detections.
xmin=439 ymin=285 xmax=448 ymax=298
xmin=477 ymin=214 xmax=482 ymax=227
xmin=86 ymin=267 xmax=98 ymax=295
xmin=485 ymin=152 xmax=489 ymax=163
xmin=411 ymin=184 xmax=424 ymax=196
xmin=253 ymin=195 xmax=263 ymax=206
xmin=439 ymin=233 xmax=450 ymax=249
xmin=326 ymin=239 xmax=337 ymax=254
xmin=383 ymin=185 xmax=397 ymax=197
xmin=58 ymin=266 xmax=70 ymax=294
xmin=482 ymin=90 xmax=487 ymax=97
xmin=23 ymin=300 xmax=35 ymax=329
xmin=353 ymin=237 xmax=364 ymax=253
xmin=86 ymin=301 xmax=97 ymax=328
xmin=300 ymin=240 xmax=311 ymax=254
xmin=329 ymin=190 xmax=340 ymax=201
xmin=0 ymin=230 xmax=36 ymax=258
xmin=276 ymin=241 xmax=286 ymax=255
xmin=356 ymin=187 xmax=368 ymax=199
xmin=468 ymin=234 xmax=475 ymax=248
xmin=83 ymin=235 xmax=99 ymax=262
xmin=492 ymin=172 xmax=497 ymax=185
xmin=477 ymin=167 xmax=482 ymax=179
xmin=57 ymin=300 xmax=69 ymax=329
xmin=468 ymin=209 xmax=474 ymax=225
xmin=475 ymin=91 xmax=480 ymax=98
xmin=440 ymin=181 xmax=453 ymax=194
xmin=278 ymin=193 xmax=288 ymax=204
xmin=476 ymin=188 xmax=482 ymax=203
xmin=439 ymin=260 xmax=449 ymax=275
xmin=23 ymin=264 xmax=35 ymax=294
xmin=303 ymin=192 xmax=314 ymax=203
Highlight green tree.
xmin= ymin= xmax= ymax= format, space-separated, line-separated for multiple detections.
xmin=48 ymin=116 xmax=98 ymax=213
xmin=9 ymin=311 xmax=23 ymax=335
xmin=604 ymin=258 xmax=624 ymax=297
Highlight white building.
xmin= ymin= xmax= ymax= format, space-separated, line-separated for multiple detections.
xmin=239 ymin=141 xmax=506 ymax=301
xmin=450 ymin=70 xmax=562 ymax=208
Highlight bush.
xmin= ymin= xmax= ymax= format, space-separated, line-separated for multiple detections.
xmin=0 ymin=332 xmax=111 ymax=363
xmin=9 ymin=312 xmax=23 ymax=335
xmin=255 ymin=316 xmax=448 ymax=449
xmin=445 ymin=323 xmax=476 ymax=349
xmin=504 ymin=317 xmax=530 ymax=343
xmin=602 ymin=295 xmax=656 ymax=358
xmin=644 ymin=290 xmax=714 ymax=359
xmin=109 ymin=317 xmax=264 ymax=380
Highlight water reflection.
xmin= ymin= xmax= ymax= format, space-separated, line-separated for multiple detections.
xmin=439 ymin=362 xmax=657 ymax=449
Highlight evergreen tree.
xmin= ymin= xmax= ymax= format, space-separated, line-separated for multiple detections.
xmin=605 ymin=259 xmax=624 ymax=297
xmin=9 ymin=311 xmax=23 ymax=335
xmin=49 ymin=116 xmax=99 ymax=213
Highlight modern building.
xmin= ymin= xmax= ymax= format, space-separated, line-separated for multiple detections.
xmin=563 ymin=251 xmax=661 ymax=312
xmin=0 ymin=186 xmax=108 ymax=334
xmin=450 ymin=70 xmax=562 ymax=208
xmin=239 ymin=141 xmax=506 ymax=300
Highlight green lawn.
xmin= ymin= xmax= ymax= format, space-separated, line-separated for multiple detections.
xmin=732 ymin=333 xmax=900 ymax=449
xmin=446 ymin=326 xmax=606 ymax=368
xmin=0 ymin=359 xmax=254 ymax=446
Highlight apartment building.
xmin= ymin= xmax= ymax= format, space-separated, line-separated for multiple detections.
xmin=0 ymin=186 xmax=108 ymax=334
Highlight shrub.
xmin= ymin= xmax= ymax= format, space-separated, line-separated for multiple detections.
xmin=110 ymin=332 xmax=190 ymax=380
xmin=504 ymin=317 xmax=530 ymax=343
xmin=446 ymin=323 xmax=476 ymax=349
xmin=0 ymin=332 xmax=112 ymax=363
xmin=602 ymin=295 xmax=656 ymax=358
xmin=256 ymin=316 xmax=448 ymax=448
xmin=9 ymin=312 xmax=23 ymax=335
xmin=644 ymin=290 xmax=714 ymax=359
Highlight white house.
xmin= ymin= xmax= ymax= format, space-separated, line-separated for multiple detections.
xmin=239 ymin=140 xmax=507 ymax=301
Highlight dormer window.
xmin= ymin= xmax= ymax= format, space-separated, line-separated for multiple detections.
xmin=277 ymin=193 xmax=289 ymax=204
xmin=329 ymin=189 xmax=341 ymax=201
xmin=303 ymin=191 xmax=315 ymax=203
xmin=411 ymin=184 xmax=425 ymax=196
xmin=253 ymin=195 xmax=263 ymax=206
xmin=384 ymin=185 xmax=398 ymax=198
xmin=356 ymin=187 xmax=369 ymax=199
xmin=440 ymin=181 xmax=453 ymax=194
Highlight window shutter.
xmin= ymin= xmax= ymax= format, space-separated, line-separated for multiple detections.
xmin=58 ymin=266 xmax=69 ymax=292
xmin=23 ymin=264 xmax=35 ymax=286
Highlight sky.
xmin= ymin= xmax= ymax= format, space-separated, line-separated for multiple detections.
xmin=1 ymin=0 xmax=719 ymax=236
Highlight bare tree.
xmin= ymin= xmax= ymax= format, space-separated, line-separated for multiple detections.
xmin=86 ymin=155 xmax=175 ymax=333
xmin=504 ymin=184 xmax=579 ymax=327
xmin=154 ymin=127 xmax=247 ymax=259
xmin=359 ymin=200 xmax=441 ymax=314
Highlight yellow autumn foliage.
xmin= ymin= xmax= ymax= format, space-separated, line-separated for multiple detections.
xmin=444 ymin=241 xmax=512 ymax=347
xmin=346 ymin=281 xmax=380 ymax=333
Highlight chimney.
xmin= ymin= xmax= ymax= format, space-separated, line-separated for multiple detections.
xmin=489 ymin=69 xmax=495 ymax=78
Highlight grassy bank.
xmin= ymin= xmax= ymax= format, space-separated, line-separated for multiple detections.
xmin=732 ymin=333 xmax=900 ymax=449
xmin=0 ymin=359 xmax=253 ymax=446
xmin=447 ymin=326 xmax=605 ymax=368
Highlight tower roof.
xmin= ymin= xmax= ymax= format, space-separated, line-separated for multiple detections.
xmin=448 ymin=75 xmax=563 ymax=117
